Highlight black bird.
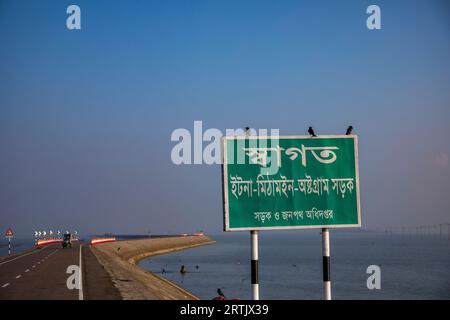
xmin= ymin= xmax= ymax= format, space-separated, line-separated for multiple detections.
xmin=346 ymin=126 xmax=353 ymax=135
xmin=217 ymin=288 xmax=225 ymax=297
xmin=244 ymin=127 xmax=251 ymax=136
xmin=308 ymin=126 xmax=317 ymax=137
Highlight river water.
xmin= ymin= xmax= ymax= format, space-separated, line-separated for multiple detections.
xmin=138 ymin=230 xmax=450 ymax=300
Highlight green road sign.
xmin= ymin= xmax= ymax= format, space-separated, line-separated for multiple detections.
xmin=222 ymin=135 xmax=361 ymax=231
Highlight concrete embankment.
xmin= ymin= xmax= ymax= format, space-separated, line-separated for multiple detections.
xmin=91 ymin=236 xmax=215 ymax=300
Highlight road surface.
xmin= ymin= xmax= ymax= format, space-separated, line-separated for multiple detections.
xmin=0 ymin=242 xmax=120 ymax=300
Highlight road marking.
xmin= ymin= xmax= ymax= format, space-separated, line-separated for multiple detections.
xmin=16 ymin=275 xmax=21 ymax=279
xmin=79 ymin=244 xmax=84 ymax=300
xmin=36 ymin=249 xmax=59 ymax=266
xmin=25 ymin=269 xmax=30 ymax=273
xmin=32 ymin=265 xmax=36 ymax=268
xmin=46 ymin=249 xmax=59 ymax=259
xmin=1 ymin=283 xmax=10 ymax=288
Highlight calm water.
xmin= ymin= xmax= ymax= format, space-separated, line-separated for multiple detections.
xmin=138 ymin=231 xmax=450 ymax=300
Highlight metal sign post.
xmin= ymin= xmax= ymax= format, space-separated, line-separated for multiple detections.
xmin=322 ymin=228 xmax=331 ymax=300
xmin=251 ymin=230 xmax=259 ymax=300
xmin=5 ymin=228 xmax=14 ymax=256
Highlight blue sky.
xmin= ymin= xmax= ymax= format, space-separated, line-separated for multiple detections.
xmin=0 ymin=0 xmax=449 ymax=236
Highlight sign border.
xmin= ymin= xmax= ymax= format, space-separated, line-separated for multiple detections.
xmin=221 ymin=135 xmax=361 ymax=232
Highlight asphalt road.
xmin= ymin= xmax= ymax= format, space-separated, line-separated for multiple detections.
xmin=0 ymin=242 xmax=121 ymax=300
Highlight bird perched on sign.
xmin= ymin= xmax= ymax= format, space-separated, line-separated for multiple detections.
xmin=308 ymin=126 xmax=317 ymax=137
xmin=346 ymin=126 xmax=353 ymax=135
